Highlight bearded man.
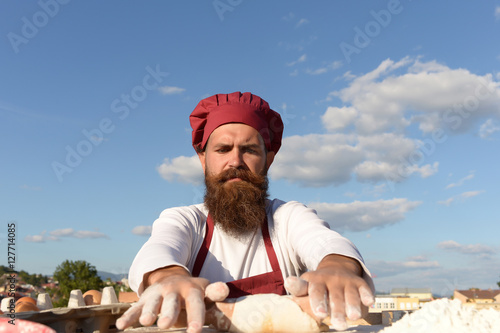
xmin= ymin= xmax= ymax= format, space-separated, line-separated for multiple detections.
xmin=117 ymin=92 xmax=375 ymax=332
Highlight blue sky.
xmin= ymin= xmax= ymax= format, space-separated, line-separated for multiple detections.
xmin=1 ymin=1 xmax=500 ymax=295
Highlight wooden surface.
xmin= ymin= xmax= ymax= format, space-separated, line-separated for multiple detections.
xmin=120 ymin=324 xmax=387 ymax=332
xmin=6 ymin=303 xmax=387 ymax=333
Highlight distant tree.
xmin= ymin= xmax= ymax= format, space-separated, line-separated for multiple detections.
xmin=18 ymin=270 xmax=48 ymax=286
xmin=0 ymin=265 xmax=9 ymax=276
xmin=497 ymin=277 xmax=499 ymax=288
xmin=51 ymin=260 xmax=103 ymax=307
xmin=104 ymin=277 xmax=133 ymax=295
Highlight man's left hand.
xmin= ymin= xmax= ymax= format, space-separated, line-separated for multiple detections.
xmin=284 ymin=254 xmax=375 ymax=331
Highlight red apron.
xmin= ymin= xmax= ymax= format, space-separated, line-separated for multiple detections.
xmin=191 ymin=214 xmax=286 ymax=298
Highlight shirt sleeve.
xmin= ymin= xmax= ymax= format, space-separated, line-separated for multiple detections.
xmin=273 ymin=200 xmax=374 ymax=290
xmin=128 ymin=205 xmax=205 ymax=294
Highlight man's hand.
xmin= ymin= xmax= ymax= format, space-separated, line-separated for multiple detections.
xmin=115 ymin=266 xmax=229 ymax=333
xmin=284 ymin=254 xmax=375 ymax=331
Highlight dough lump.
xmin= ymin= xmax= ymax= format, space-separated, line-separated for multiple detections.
xmin=229 ymin=294 xmax=326 ymax=333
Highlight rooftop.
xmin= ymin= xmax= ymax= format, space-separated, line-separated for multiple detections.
xmin=455 ymin=289 xmax=500 ymax=300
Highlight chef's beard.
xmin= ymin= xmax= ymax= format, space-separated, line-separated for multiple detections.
xmin=204 ymin=167 xmax=269 ymax=238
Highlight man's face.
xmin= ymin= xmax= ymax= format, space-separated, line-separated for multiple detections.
xmin=198 ymin=123 xmax=275 ymax=178
xmin=198 ymin=123 xmax=276 ymax=237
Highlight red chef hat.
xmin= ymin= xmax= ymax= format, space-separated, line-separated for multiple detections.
xmin=190 ymin=92 xmax=284 ymax=154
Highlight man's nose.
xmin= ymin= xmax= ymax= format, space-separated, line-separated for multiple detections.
xmin=228 ymin=149 xmax=244 ymax=168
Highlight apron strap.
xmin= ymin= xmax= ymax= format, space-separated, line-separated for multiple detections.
xmin=191 ymin=214 xmax=214 ymax=277
xmin=261 ymin=216 xmax=281 ymax=272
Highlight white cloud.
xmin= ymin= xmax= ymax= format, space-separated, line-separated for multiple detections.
xmin=50 ymin=228 xmax=76 ymax=237
xmin=438 ymin=240 xmax=497 ymax=257
xmin=24 ymin=231 xmax=58 ymax=243
xmin=309 ymin=68 xmax=329 ymax=75
xmin=296 ymin=18 xmax=309 ymax=28
xmin=437 ymin=197 xmax=454 ymax=206
xmin=158 ymin=86 xmax=186 ymax=95
xmin=51 ymin=228 xmax=108 ymax=239
xmin=438 ymin=190 xmax=484 ymax=206
xmin=413 ymin=162 xmax=439 ymax=178
xmin=361 ymin=183 xmax=389 ymax=198
xmin=132 ymin=225 xmax=152 ymax=236
xmin=331 ymin=57 xmax=500 ymax=135
xmin=353 ymin=161 xmax=394 ymax=183
xmin=274 ymin=57 xmax=497 ymax=187
xmin=355 ymin=134 xmax=439 ymax=182
xmin=281 ymin=13 xmax=307 ymax=28
xmin=403 ymin=260 xmax=440 ymax=268
xmin=461 ymin=190 xmax=483 ymax=198
xmin=495 ymin=6 xmax=500 ymax=20
xmin=73 ymin=230 xmax=109 ymax=239
xmin=270 ymin=133 xmax=364 ymax=187
xmin=371 ymin=264 xmax=499 ymax=296
xmin=271 ymin=132 xmax=438 ymax=186
xmin=286 ymin=54 xmax=307 ymax=67
xmin=368 ymin=252 xmax=500 ymax=295
xmin=24 ymin=235 xmax=46 ymax=243
xmin=340 ymin=70 xmax=356 ymax=81
xmin=157 ymin=155 xmax=204 ymax=185
xmin=24 ymin=228 xmax=109 ymax=243
xmin=368 ymin=257 xmax=440 ymax=278
xmin=479 ymin=118 xmax=500 ymax=139
xmin=20 ymin=184 xmax=42 ymax=191
xmin=308 ymin=198 xmax=422 ymax=232
xmin=306 ymin=61 xmax=342 ymax=75
xmin=321 ymin=106 xmax=358 ymax=131
xmin=445 ymin=171 xmax=475 ymax=189
xmin=159 ymin=58 xmax=497 ymax=188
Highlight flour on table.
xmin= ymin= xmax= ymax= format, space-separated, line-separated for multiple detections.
xmin=229 ymin=294 xmax=326 ymax=333
xmin=381 ymin=298 xmax=500 ymax=333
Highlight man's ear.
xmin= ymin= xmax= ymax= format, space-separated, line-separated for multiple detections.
xmin=266 ymin=151 xmax=275 ymax=169
xmin=197 ymin=151 xmax=206 ymax=173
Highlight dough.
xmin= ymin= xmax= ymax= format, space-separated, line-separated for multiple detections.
xmin=229 ymin=294 xmax=326 ymax=333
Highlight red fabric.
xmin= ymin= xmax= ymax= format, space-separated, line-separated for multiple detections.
xmin=189 ymin=92 xmax=284 ymax=154
xmin=192 ymin=215 xmax=215 ymax=277
xmin=192 ymin=215 xmax=286 ymax=298
xmin=226 ymin=269 xmax=285 ymax=298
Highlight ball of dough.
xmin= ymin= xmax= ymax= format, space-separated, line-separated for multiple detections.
xmin=229 ymin=294 xmax=326 ymax=333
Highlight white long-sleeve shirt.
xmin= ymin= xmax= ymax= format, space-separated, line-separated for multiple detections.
xmin=129 ymin=199 xmax=372 ymax=294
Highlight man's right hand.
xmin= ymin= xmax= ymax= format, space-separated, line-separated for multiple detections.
xmin=115 ymin=266 xmax=229 ymax=333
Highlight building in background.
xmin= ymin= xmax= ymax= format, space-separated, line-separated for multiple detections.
xmin=453 ymin=289 xmax=500 ymax=310
xmin=391 ymin=287 xmax=433 ymax=302
xmin=370 ymin=295 xmax=420 ymax=313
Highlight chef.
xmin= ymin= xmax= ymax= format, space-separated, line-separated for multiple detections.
xmin=116 ymin=92 xmax=375 ymax=332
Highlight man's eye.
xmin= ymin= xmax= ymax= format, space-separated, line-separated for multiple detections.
xmin=245 ymin=147 xmax=262 ymax=154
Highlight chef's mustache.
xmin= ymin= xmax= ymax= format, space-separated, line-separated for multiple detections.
xmin=215 ymin=168 xmax=261 ymax=183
